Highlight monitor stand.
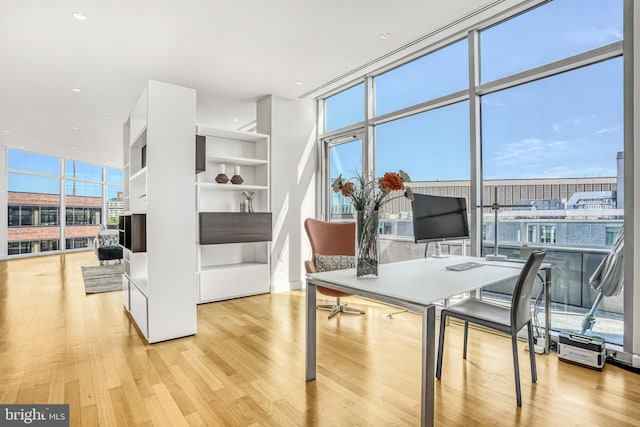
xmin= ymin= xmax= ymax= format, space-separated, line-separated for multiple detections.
xmin=486 ymin=253 xmax=508 ymax=261
xmin=430 ymin=242 xmax=449 ymax=258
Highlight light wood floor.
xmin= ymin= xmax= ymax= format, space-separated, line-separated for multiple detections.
xmin=1 ymin=252 xmax=639 ymax=426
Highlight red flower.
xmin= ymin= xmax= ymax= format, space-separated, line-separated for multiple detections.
xmin=379 ymin=172 xmax=404 ymax=191
xmin=341 ymin=181 xmax=355 ymax=196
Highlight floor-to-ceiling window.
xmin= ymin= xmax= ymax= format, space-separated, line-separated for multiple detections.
xmin=322 ymin=83 xmax=366 ymax=222
xmin=318 ymin=0 xmax=625 ymax=344
xmin=7 ymin=150 xmax=61 ymax=255
xmin=4 ymin=148 xmax=124 ymax=256
xmin=479 ymin=0 xmax=623 ymax=344
xmin=65 ymin=159 xmax=104 ymax=250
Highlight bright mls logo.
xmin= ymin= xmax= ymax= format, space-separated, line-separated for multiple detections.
xmin=1 ymin=405 xmax=69 ymax=426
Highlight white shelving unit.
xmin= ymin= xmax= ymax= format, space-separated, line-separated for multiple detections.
xmin=122 ymin=120 xmax=131 ymax=310
xmin=120 ymin=80 xmax=197 ymax=343
xmin=195 ymin=125 xmax=271 ymax=303
xmin=197 ymin=182 xmax=268 ymax=191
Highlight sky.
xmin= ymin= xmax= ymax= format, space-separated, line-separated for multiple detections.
xmin=327 ymin=0 xmax=623 ymax=183
xmin=8 ymin=150 xmax=123 ymax=198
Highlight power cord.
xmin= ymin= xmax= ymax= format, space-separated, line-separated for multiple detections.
xmin=532 ymin=272 xmax=545 ymax=339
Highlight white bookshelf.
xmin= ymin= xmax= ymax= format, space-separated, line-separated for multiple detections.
xmin=121 ymin=80 xmax=197 ymax=343
xmin=195 ymin=125 xmax=271 ymax=303
xmin=197 ymin=182 xmax=268 ymax=192
xmin=206 ymin=155 xmax=268 ymax=167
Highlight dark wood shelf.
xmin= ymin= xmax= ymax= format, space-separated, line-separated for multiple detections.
xmin=118 ymin=215 xmax=127 ymax=247
xmin=199 ymin=212 xmax=272 ymax=244
xmin=119 ymin=214 xmax=146 ymax=252
xmin=195 ymin=135 xmax=205 ymax=173
xmin=131 ymin=214 xmax=146 ymax=252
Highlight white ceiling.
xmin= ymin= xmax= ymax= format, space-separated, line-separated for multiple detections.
xmin=0 ymin=0 xmax=524 ymax=168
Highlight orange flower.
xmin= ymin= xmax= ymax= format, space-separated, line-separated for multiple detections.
xmin=332 ymin=170 xmax=412 ymax=211
xmin=341 ymin=181 xmax=355 ymax=196
xmin=379 ymin=172 xmax=404 ymax=191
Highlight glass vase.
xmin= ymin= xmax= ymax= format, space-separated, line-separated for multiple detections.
xmin=355 ymin=210 xmax=379 ymax=278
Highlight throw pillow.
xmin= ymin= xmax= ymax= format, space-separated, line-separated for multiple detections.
xmin=314 ymin=254 xmax=356 ymax=272
xmin=97 ymin=231 xmax=119 ymax=247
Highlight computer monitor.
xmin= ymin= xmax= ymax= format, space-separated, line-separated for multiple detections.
xmin=411 ymin=193 xmax=469 ymax=258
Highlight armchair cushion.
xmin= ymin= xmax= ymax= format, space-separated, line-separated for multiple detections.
xmin=93 ymin=229 xmax=119 ymax=252
xmin=314 ymin=254 xmax=356 ymax=272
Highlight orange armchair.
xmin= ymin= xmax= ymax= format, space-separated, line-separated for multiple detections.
xmin=304 ymin=218 xmax=365 ymax=319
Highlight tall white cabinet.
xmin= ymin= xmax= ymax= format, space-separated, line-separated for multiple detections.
xmin=195 ymin=126 xmax=271 ymax=303
xmin=121 ymin=80 xmax=197 ymax=343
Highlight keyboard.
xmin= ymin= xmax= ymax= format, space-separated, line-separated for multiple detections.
xmin=445 ymin=262 xmax=484 ymax=271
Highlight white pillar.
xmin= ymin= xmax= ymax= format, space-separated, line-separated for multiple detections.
xmin=257 ymin=95 xmax=317 ymax=291
xmin=624 ymin=0 xmax=640 ymax=362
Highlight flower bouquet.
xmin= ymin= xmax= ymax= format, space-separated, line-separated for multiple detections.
xmin=332 ymin=170 xmax=413 ymax=277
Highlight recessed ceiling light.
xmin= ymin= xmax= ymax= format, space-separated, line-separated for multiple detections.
xmin=379 ymin=32 xmax=392 ymax=39
xmin=2 ymin=129 xmax=10 ymax=134
xmin=71 ymin=126 xmax=79 ymax=130
xmin=232 ymin=118 xmax=239 ymax=122
xmin=71 ymin=146 xmax=77 ymax=150
xmin=71 ymin=88 xmax=81 ymax=92
xmin=72 ymin=12 xmax=86 ymax=21
xmin=295 ymin=81 xmax=303 ymax=85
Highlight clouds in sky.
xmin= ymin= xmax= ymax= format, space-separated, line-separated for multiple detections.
xmin=593 ymin=126 xmax=622 ymax=135
xmin=485 ymin=134 xmax=618 ymax=179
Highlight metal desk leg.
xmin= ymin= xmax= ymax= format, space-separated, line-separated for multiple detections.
xmin=421 ymin=305 xmax=436 ymax=427
xmin=306 ymin=280 xmax=317 ymax=382
xmin=544 ymin=267 xmax=551 ymax=354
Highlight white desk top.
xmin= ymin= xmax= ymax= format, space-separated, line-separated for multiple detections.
xmin=307 ymin=255 xmax=526 ymax=307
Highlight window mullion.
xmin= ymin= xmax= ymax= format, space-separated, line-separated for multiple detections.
xmin=364 ymin=76 xmax=375 ymax=176
xmin=469 ymin=29 xmax=482 ymax=258
xmin=60 ymin=157 xmax=65 ymax=251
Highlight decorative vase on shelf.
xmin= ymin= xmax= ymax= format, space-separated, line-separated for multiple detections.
xmin=215 ymin=164 xmax=229 ymax=184
xmin=231 ymin=165 xmax=244 ymax=185
xmin=355 ymin=209 xmax=379 ymax=278
xmin=241 ymin=191 xmax=256 ymax=213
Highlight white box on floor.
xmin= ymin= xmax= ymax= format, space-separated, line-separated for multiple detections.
xmin=557 ymin=333 xmax=606 ymax=370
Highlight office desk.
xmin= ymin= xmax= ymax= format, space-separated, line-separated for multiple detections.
xmin=306 ymin=255 xmax=551 ymax=427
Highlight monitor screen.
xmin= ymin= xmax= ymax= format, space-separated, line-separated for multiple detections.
xmin=411 ymin=193 xmax=469 ymax=243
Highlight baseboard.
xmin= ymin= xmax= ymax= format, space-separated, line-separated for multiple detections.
xmin=271 ymin=280 xmax=302 ymax=293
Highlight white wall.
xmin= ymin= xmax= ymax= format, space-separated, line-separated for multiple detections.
xmin=257 ymin=95 xmax=317 ymax=291
xmin=0 ymin=147 xmax=7 ymax=257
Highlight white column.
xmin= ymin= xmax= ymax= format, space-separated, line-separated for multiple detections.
xmin=257 ymin=95 xmax=317 ymax=291
xmin=625 ymin=0 xmax=640 ymax=362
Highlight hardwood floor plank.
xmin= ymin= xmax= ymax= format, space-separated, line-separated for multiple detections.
xmin=79 ymin=403 xmax=99 ymax=427
xmin=108 ymin=386 xmax=137 ymax=427
xmin=1 ymin=252 xmax=640 ymax=426
xmin=150 ymin=383 xmax=188 ymax=427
